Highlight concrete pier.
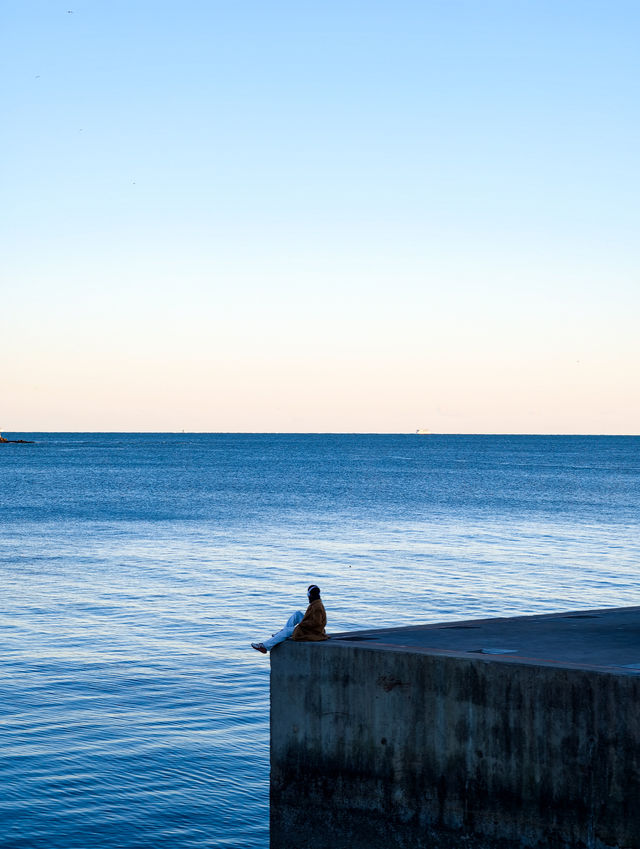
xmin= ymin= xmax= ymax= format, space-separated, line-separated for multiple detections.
xmin=270 ymin=606 xmax=640 ymax=849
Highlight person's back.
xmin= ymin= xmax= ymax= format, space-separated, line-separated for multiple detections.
xmin=291 ymin=592 xmax=327 ymax=641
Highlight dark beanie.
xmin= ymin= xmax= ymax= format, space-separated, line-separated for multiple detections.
xmin=307 ymin=584 xmax=321 ymax=600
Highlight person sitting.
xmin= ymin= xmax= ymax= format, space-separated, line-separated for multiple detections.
xmin=251 ymin=584 xmax=328 ymax=653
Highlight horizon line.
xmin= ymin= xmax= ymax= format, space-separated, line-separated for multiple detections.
xmin=2 ymin=431 xmax=638 ymax=437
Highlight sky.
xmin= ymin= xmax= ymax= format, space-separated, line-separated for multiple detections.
xmin=2 ymin=1 xmax=639 ymax=433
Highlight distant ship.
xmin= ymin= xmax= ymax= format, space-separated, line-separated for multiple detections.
xmin=415 ymin=429 xmax=431 ymax=435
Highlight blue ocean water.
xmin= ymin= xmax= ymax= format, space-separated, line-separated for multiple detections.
xmin=1 ymin=433 xmax=639 ymax=848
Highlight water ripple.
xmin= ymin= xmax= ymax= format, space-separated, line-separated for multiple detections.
xmin=0 ymin=434 xmax=638 ymax=846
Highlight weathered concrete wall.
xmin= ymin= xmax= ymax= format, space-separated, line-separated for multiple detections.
xmin=270 ymin=642 xmax=640 ymax=849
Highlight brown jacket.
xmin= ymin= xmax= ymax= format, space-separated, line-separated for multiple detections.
xmin=291 ymin=598 xmax=328 ymax=641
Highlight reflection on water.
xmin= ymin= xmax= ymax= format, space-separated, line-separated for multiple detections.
xmin=0 ymin=434 xmax=638 ymax=846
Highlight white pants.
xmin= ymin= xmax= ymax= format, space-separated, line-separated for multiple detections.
xmin=262 ymin=610 xmax=304 ymax=651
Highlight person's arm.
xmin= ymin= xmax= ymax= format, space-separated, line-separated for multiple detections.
xmin=292 ymin=604 xmax=313 ymax=637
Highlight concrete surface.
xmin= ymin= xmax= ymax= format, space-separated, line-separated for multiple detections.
xmin=270 ymin=606 xmax=640 ymax=849
xmin=329 ymin=605 xmax=640 ymax=672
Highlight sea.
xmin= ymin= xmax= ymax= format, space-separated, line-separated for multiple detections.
xmin=1 ymin=433 xmax=639 ymax=848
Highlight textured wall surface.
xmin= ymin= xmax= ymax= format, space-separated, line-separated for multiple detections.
xmin=270 ymin=641 xmax=640 ymax=849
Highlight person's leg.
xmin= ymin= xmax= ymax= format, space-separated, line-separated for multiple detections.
xmin=259 ymin=610 xmax=303 ymax=651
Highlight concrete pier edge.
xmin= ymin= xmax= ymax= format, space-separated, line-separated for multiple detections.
xmin=270 ymin=606 xmax=640 ymax=849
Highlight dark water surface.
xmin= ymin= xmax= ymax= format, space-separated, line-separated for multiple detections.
xmin=1 ymin=434 xmax=639 ymax=847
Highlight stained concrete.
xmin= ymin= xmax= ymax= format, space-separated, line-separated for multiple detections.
xmin=270 ymin=606 xmax=640 ymax=849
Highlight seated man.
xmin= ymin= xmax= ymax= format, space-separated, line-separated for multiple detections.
xmin=251 ymin=584 xmax=328 ymax=653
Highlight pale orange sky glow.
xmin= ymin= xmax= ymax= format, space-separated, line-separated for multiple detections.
xmin=3 ymin=2 xmax=639 ymax=433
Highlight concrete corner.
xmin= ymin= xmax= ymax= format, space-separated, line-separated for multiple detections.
xmin=270 ymin=607 xmax=640 ymax=849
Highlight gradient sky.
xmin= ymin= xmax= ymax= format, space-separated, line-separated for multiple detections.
xmin=3 ymin=1 xmax=639 ymax=433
